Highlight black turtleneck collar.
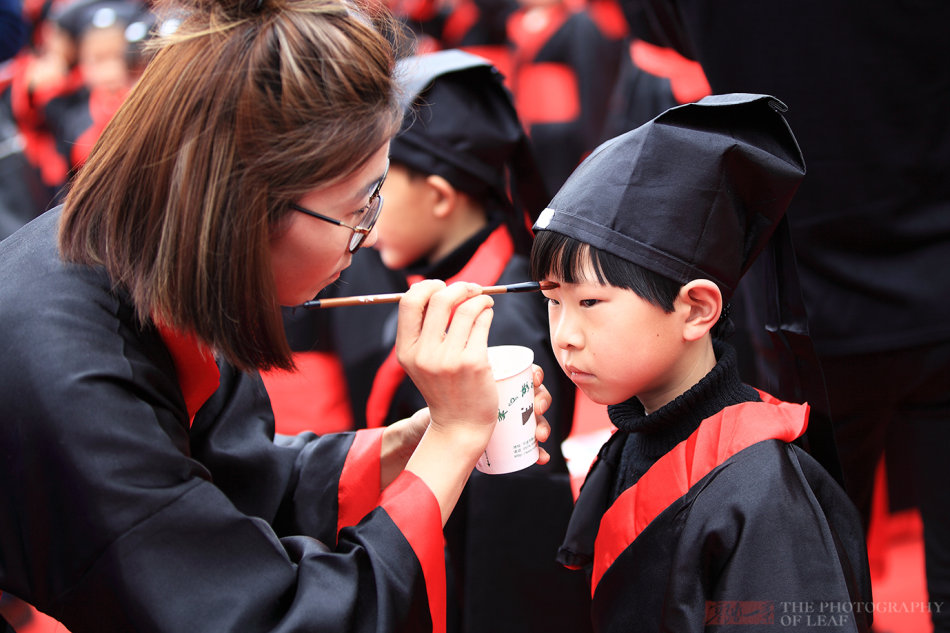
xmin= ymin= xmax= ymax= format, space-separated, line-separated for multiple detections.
xmin=608 ymin=341 xmax=760 ymax=502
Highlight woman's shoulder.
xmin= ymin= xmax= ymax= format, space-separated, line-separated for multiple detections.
xmin=0 ymin=206 xmax=144 ymax=376
xmin=1 ymin=206 xmax=120 ymax=318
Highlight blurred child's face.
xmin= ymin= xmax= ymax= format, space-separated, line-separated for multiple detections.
xmin=373 ymin=164 xmax=445 ymax=269
xmin=540 ymin=262 xmax=690 ymax=412
xmin=78 ymin=26 xmax=132 ymax=94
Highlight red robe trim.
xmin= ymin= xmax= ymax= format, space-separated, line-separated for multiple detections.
xmin=261 ymin=350 xmax=354 ymax=435
xmin=506 ymin=5 xmax=581 ymax=127
xmin=154 ymin=322 xmax=221 ymax=424
xmin=71 ymin=86 xmax=129 ymax=168
xmin=629 ymin=39 xmax=711 ymax=105
xmin=364 ymin=225 xmax=515 ymax=428
xmin=591 ymin=392 xmax=808 ymax=594
xmin=336 ymin=427 xmax=385 ymax=540
xmin=507 ymin=4 xmax=570 ymax=64
xmin=514 ymin=63 xmax=581 ymax=125
xmin=9 ymin=57 xmax=81 ymax=187
xmin=381 ymin=471 xmax=447 ymax=633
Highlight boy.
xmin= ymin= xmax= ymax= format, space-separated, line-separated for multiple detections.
xmin=531 ymin=94 xmax=872 ymax=632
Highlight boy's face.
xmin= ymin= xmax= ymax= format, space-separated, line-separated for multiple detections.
xmin=372 ymin=163 xmax=444 ymax=270
xmin=78 ymin=26 xmax=132 ymax=94
xmin=540 ymin=263 xmax=690 ymax=412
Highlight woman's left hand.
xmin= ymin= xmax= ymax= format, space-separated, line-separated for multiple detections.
xmin=381 ymin=363 xmax=555 ymax=486
xmin=532 ymin=364 xmax=552 ymax=466
xmin=380 ymin=407 xmax=430 ymax=489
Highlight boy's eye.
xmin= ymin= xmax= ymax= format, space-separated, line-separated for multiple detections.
xmin=580 ymin=299 xmax=600 ymax=308
xmin=543 ymin=297 xmax=560 ymax=306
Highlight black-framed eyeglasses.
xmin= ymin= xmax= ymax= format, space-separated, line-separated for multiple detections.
xmin=291 ymin=163 xmax=388 ymax=253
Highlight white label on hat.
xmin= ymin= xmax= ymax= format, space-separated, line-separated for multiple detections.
xmin=536 ymin=208 xmax=555 ymax=229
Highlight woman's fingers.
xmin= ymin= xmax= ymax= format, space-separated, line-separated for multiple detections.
xmin=395 ymin=279 xmax=447 ymax=352
xmin=534 ymin=413 xmax=552 ymax=465
xmin=442 ymin=289 xmax=493 ymax=352
xmin=532 ymin=364 xmax=553 ymax=418
xmin=396 ymin=281 xmax=498 ymax=432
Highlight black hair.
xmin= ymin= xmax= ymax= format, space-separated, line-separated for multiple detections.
xmin=530 ymin=229 xmax=681 ymax=311
xmin=530 ymin=229 xmax=734 ymax=338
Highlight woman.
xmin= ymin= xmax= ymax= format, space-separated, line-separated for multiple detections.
xmin=0 ymin=0 xmax=552 ymax=630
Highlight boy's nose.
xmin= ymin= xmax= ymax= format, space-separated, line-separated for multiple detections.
xmin=551 ymin=313 xmax=583 ymax=350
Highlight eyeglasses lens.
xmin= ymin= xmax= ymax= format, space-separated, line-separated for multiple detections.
xmin=349 ymin=194 xmax=383 ymax=252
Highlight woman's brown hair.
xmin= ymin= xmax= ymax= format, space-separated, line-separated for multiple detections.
xmin=59 ymin=0 xmax=404 ymax=371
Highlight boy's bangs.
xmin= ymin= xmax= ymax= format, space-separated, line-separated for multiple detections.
xmin=531 ymin=229 xmax=681 ymax=311
xmin=531 ymin=230 xmax=607 ymax=285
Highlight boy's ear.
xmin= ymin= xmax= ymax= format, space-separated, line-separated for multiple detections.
xmin=678 ymin=279 xmax=723 ymax=342
xmin=425 ymin=174 xmax=458 ymax=219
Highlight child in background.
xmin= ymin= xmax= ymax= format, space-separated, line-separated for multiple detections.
xmin=43 ymin=0 xmax=150 ymax=172
xmin=3 ymin=0 xmax=84 ymax=202
xmin=531 ymin=94 xmax=872 ymax=632
xmin=278 ymin=49 xmax=593 ymax=633
xmin=2 ymin=0 xmax=148 ymax=209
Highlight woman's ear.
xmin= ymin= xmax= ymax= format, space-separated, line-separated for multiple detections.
xmin=425 ymin=174 xmax=458 ymax=219
xmin=678 ymin=279 xmax=722 ymax=342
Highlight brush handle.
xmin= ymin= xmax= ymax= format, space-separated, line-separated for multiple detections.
xmin=302 ymin=280 xmax=556 ymax=309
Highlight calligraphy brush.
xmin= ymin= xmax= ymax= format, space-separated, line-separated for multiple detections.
xmin=302 ymin=280 xmax=558 ymax=309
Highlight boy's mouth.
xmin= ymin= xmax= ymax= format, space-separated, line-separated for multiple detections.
xmin=564 ymin=364 xmax=594 ymax=380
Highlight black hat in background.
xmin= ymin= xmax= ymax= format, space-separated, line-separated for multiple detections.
xmin=53 ymin=0 xmax=146 ymax=40
xmin=392 ymin=49 xmax=549 ymax=254
xmin=534 ymin=93 xmax=843 ymax=485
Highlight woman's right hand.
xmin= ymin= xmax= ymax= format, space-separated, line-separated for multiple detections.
xmin=394 ymin=280 xmax=498 ymax=524
xmin=396 ymin=280 xmax=498 ymax=446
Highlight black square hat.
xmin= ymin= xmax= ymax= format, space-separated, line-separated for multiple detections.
xmin=391 ymin=49 xmax=549 ymax=253
xmin=532 ymin=93 xmax=806 ymax=300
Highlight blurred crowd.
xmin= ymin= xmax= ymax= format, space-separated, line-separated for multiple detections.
xmin=0 ymin=0 xmax=707 ymax=240
xmin=0 ymin=0 xmax=173 ymax=237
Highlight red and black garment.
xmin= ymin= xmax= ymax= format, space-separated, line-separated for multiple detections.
xmin=0 ymin=207 xmax=448 ymax=633
xmin=43 ymin=83 xmax=129 ymax=173
xmin=5 ymin=54 xmax=81 ymax=190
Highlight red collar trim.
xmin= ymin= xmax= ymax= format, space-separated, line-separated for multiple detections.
xmin=445 ymin=224 xmax=515 ymax=286
xmin=591 ymin=392 xmax=808 ymax=593
xmin=154 ymin=321 xmax=221 ymax=424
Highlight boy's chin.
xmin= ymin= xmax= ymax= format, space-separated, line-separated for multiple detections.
xmin=575 ymin=385 xmax=626 ymax=407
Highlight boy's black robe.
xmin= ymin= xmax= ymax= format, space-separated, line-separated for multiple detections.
xmin=561 ymin=396 xmax=873 ymax=632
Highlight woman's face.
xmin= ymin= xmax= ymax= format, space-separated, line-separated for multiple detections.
xmin=269 ymin=143 xmax=390 ymax=306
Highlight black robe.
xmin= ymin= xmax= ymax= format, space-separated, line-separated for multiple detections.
xmin=0 ymin=208 xmax=446 ymax=633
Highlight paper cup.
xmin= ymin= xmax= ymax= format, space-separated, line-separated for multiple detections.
xmin=475 ymin=345 xmax=539 ymax=475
